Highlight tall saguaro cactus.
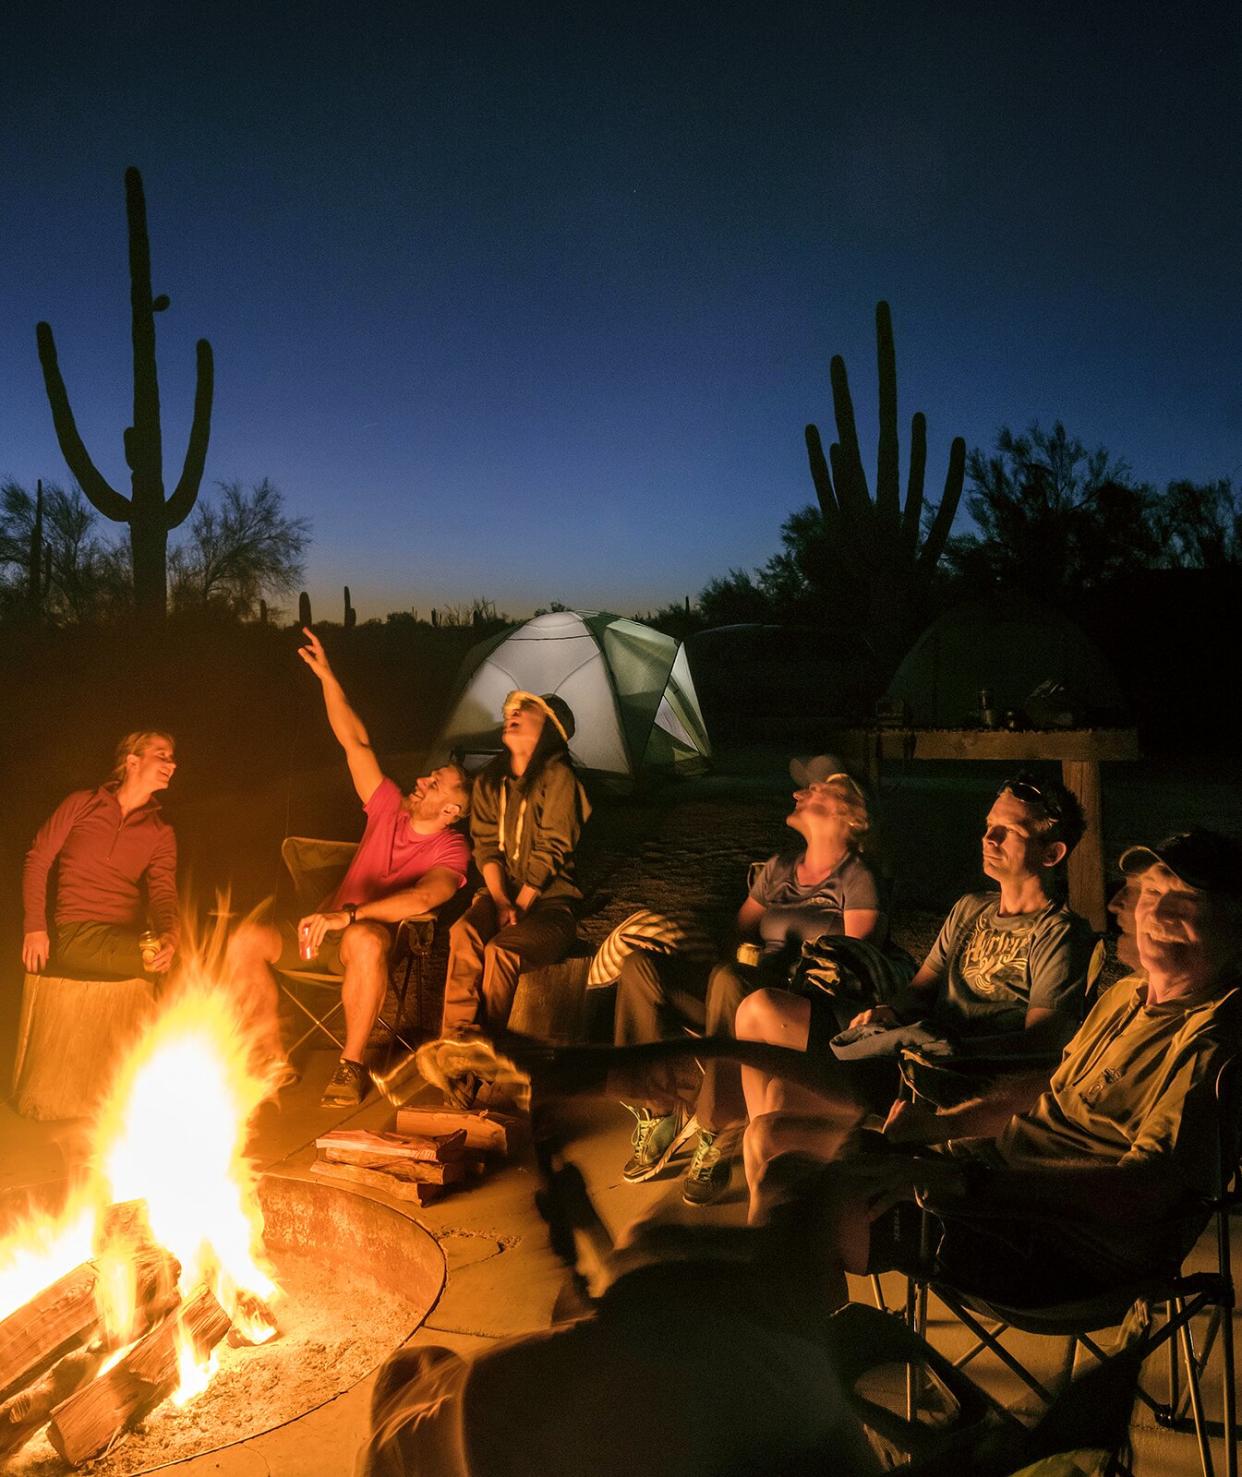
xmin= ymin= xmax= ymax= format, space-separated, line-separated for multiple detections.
xmin=36 ymin=167 xmax=214 ymax=620
xmin=805 ymin=301 xmax=965 ymax=680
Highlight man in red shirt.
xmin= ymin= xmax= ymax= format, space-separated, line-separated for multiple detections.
xmin=23 ymin=731 xmax=180 ymax=978
xmin=228 ymin=629 xmax=471 ymax=1107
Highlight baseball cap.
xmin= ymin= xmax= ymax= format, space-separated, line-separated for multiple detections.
xmin=1119 ymin=829 xmax=1242 ymax=896
xmin=503 ymin=690 xmax=576 ymax=743
xmin=789 ymin=754 xmax=852 ymax=787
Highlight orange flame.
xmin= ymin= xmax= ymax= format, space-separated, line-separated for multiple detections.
xmin=0 ymin=932 xmax=281 ymax=1403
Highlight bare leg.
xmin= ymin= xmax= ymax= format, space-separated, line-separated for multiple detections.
xmin=225 ymin=921 xmax=285 ymax=1061
xmin=744 ymin=1113 xmax=874 ymax=1279
xmin=339 ymin=921 xmax=392 ymax=1063
xmin=735 ymin=989 xmax=815 ymax=1118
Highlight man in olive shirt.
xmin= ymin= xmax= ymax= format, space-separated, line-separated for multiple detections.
xmin=748 ymin=829 xmax=1242 ymax=1308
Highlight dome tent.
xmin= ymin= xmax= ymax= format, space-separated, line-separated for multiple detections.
xmin=885 ymin=593 xmax=1128 ymax=727
xmin=431 ymin=611 xmax=711 ymax=782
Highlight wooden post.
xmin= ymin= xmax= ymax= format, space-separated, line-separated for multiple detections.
xmin=1063 ymin=758 xmax=1106 ymax=931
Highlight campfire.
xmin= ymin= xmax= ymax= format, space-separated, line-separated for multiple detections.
xmin=0 ymin=978 xmax=280 ymax=1467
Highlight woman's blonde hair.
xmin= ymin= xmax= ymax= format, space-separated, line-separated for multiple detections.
xmin=111 ymin=729 xmax=175 ymax=783
xmin=817 ymin=771 xmax=871 ymax=850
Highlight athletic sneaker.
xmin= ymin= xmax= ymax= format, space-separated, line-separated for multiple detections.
xmin=682 ymin=1129 xmax=730 ymax=1206
xmin=320 ymin=1058 xmax=367 ymax=1108
xmin=622 ymin=1106 xmax=699 ymax=1183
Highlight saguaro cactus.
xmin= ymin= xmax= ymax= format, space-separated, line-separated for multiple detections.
xmin=298 ymin=591 xmax=313 ymax=628
xmin=36 ymin=167 xmax=214 ymax=620
xmin=805 ymin=301 xmax=965 ymax=677
xmin=343 ymin=585 xmax=356 ymax=630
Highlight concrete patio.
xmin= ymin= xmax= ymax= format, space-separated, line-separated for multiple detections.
xmin=1 ymin=1038 xmax=1234 ymax=1474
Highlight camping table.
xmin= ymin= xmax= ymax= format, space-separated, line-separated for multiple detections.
xmin=828 ymin=727 xmax=1140 ymax=932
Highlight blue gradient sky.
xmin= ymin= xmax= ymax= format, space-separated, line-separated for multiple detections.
xmin=3 ymin=2 xmax=1239 ymax=621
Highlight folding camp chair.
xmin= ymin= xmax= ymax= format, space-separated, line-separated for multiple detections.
xmin=277 ymin=836 xmax=436 ymax=1065
xmin=907 ymin=1057 xmax=1240 ymax=1477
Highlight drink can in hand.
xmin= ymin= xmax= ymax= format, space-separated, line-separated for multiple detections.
xmin=736 ymin=941 xmax=761 ymax=968
xmin=299 ymin=923 xmax=317 ymax=962
xmin=139 ymin=931 xmax=161 ymax=972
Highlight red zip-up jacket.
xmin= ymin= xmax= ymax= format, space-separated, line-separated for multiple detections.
xmin=22 ymin=785 xmax=179 ymax=943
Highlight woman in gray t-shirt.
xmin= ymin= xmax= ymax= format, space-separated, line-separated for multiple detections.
xmin=741 ymin=772 xmax=883 ymax=970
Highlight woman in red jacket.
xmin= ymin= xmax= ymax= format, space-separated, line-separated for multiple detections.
xmin=22 ymin=730 xmax=180 ymax=979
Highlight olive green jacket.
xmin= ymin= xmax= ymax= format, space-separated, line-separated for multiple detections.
xmin=470 ymin=757 xmax=590 ymax=902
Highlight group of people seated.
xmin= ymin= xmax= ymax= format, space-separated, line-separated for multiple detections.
xmin=21 ymin=626 xmax=590 ymax=1108
xmin=21 ymin=628 xmax=1242 ymax=1325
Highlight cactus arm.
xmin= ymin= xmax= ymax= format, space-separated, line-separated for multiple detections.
xmin=35 ymin=322 xmax=131 ymax=522
xmin=166 ymin=338 xmax=214 ymax=528
xmin=874 ymin=302 xmax=900 ymax=535
xmin=804 ymin=424 xmax=842 ymax=540
xmin=901 ymin=411 xmax=927 ymax=554
xmin=918 ymin=436 xmax=966 ymax=570
xmin=827 ymin=357 xmax=872 ymax=521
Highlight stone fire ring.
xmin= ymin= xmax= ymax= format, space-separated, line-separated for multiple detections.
xmin=3 ymin=1170 xmax=446 ymax=1473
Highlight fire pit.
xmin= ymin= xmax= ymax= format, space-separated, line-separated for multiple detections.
xmin=2 ymin=1174 xmax=444 ymax=1475
xmin=0 ymin=975 xmax=446 ymax=1473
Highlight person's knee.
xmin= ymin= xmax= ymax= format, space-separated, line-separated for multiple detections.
xmin=617 ymin=951 xmax=663 ymax=1002
xmin=735 ymin=987 xmax=784 ymax=1042
xmin=449 ymin=911 xmax=483 ymax=952
xmin=228 ymin=920 xmax=281 ymax=968
xmin=340 ymin=921 xmax=389 ymax=971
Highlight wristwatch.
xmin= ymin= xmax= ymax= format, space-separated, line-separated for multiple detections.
xmin=342 ymin=902 xmax=358 ymax=925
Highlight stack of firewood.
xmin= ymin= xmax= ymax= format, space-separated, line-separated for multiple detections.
xmin=310 ymin=1108 xmax=509 ymax=1206
xmin=0 ymin=1201 xmax=259 ymax=1467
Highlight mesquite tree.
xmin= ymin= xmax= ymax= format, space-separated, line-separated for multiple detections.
xmin=36 ymin=167 xmax=214 ymax=620
xmin=805 ymin=301 xmax=965 ymax=679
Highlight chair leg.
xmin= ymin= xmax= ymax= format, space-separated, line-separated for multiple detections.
xmin=279 ymin=983 xmax=346 ymax=1057
xmin=1220 ymin=1285 xmax=1237 ymax=1477
xmin=1175 ymin=1298 xmax=1216 ymax=1477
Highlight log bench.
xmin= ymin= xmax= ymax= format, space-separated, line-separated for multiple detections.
xmin=507 ymin=945 xmax=594 ymax=1044
xmin=11 ymin=972 xmax=157 ymax=1121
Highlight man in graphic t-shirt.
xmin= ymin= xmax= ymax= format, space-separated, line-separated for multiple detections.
xmin=228 ymin=630 xmax=471 ymax=1108
xmin=855 ymin=771 xmax=1097 ymax=1054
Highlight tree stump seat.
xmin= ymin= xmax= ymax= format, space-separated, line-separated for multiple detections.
xmin=507 ymin=946 xmax=593 ymax=1044
xmin=11 ymin=971 xmax=157 ymax=1121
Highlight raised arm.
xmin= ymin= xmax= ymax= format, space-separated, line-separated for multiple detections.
xmin=297 ymin=627 xmax=383 ymax=804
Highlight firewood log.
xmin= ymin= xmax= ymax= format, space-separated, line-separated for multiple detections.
xmin=309 ymin=1159 xmax=443 ymax=1205
xmin=315 ymin=1127 xmax=467 ymax=1161
xmin=47 ymin=1285 xmax=230 ymax=1467
xmin=0 ymin=1262 xmax=100 ymax=1402
xmin=394 ymin=1107 xmax=509 ymax=1153
xmin=319 ymin=1147 xmax=467 ymax=1184
xmin=0 ymin=1347 xmax=102 ymax=1457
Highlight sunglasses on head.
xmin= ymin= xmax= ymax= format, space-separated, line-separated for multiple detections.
xmin=1001 ymin=777 xmax=1063 ymax=819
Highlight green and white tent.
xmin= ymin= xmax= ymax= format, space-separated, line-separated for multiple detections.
xmin=432 ymin=610 xmax=711 ymax=782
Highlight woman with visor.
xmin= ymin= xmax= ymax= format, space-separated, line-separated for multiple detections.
xmin=440 ymin=690 xmax=590 ymax=1041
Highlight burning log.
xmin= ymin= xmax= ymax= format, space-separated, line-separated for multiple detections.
xmin=0 ymin=1262 xmax=100 ymax=1403
xmin=310 ymin=1159 xmax=446 ymax=1205
xmin=0 ymin=1348 xmax=102 ymax=1458
xmin=47 ymin=1284 xmax=230 ymax=1467
xmin=394 ymin=1107 xmax=510 ymax=1154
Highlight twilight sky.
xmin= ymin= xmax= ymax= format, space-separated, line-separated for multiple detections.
xmin=2 ymin=1 xmax=1239 ymax=621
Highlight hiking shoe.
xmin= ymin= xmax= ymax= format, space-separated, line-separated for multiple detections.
xmin=622 ymin=1106 xmax=698 ymax=1183
xmin=320 ymin=1058 xmax=367 ymax=1108
xmin=682 ymin=1130 xmax=730 ymax=1206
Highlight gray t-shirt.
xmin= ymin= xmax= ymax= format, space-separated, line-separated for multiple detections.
xmin=748 ymin=850 xmax=880 ymax=956
xmin=921 ymin=891 xmax=1095 ymax=1038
